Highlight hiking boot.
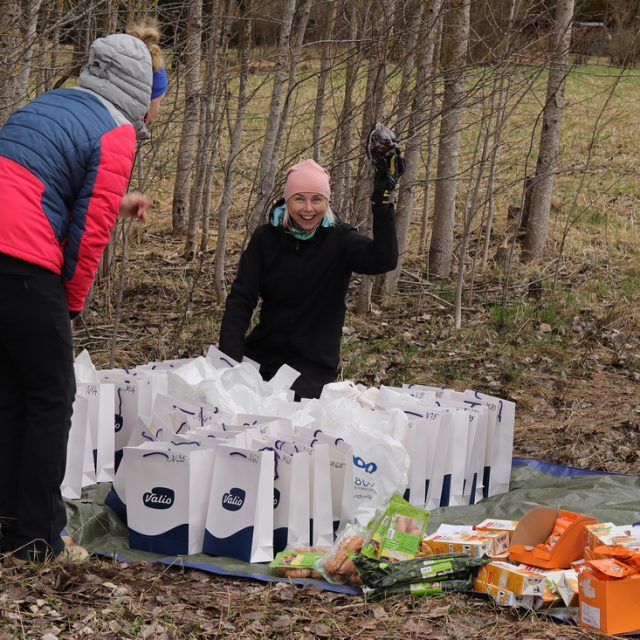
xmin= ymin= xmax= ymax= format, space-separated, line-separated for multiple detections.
xmin=57 ymin=536 xmax=90 ymax=563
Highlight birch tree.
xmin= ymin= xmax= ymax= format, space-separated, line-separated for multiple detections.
xmin=354 ymin=1 xmax=394 ymax=315
xmin=0 ymin=1 xmax=22 ymax=123
xmin=214 ymin=0 xmax=253 ymax=302
xmin=270 ymin=0 xmax=313 ymax=176
xmin=311 ymin=0 xmax=339 ymax=163
xmin=382 ymin=0 xmax=444 ymax=297
xmin=522 ymin=0 xmax=576 ymax=261
xmin=171 ymin=0 xmax=203 ymax=234
xmin=247 ymin=0 xmax=298 ymax=231
xmin=330 ymin=3 xmax=362 ymax=215
xmin=184 ymin=0 xmax=228 ymax=258
xmin=15 ymin=0 xmax=43 ymax=104
xmin=428 ymin=0 xmax=471 ymax=278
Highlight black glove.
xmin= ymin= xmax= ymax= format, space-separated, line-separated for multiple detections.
xmin=368 ymin=123 xmax=405 ymax=204
xmin=371 ymin=150 xmax=405 ymax=205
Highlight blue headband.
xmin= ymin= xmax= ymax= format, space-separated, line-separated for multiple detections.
xmin=151 ymin=67 xmax=168 ymax=99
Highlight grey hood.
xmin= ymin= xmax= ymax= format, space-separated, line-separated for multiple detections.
xmin=79 ymin=34 xmax=152 ymax=139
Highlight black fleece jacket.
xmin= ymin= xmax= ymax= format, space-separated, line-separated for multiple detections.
xmin=219 ymin=201 xmax=398 ymax=373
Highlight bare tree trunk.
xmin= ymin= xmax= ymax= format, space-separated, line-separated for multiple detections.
xmin=246 ymin=0 xmax=298 ymax=231
xmin=454 ymin=82 xmax=494 ymax=328
xmin=45 ymin=0 xmax=64 ymax=92
xmin=0 ymin=1 xmax=22 ymax=123
xmin=428 ymin=0 xmax=471 ymax=278
xmin=35 ymin=2 xmax=51 ymax=92
xmin=271 ymin=0 xmax=313 ymax=174
xmin=311 ymin=0 xmax=339 ymax=163
xmin=480 ymin=0 xmax=518 ymax=269
xmin=330 ymin=5 xmax=361 ymax=215
xmin=419 ymin=13 xmax=443 ymax=256
xmin=15 ymin=0 xmax=43 ymax=105
xmin=214 ymin=0 xmax=252 ymax=303
xmin=184 ymin=0 xmax=227 ymax=258
xmin=355 ymin=2 xmax=394 ymax=316
xmin=392 ymin=0 xmax=424 ymax=138
xmin=171 ymin=0 xmax=203 ymax=234
xmin=104 ymin=0 xmax=119 ymax=33
xmin=522 ymin=0 xmax=575 ymax=262
xmin=382 ymin=0 xmax=444 ymax=297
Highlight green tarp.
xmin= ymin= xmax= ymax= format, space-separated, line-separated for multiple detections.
xmin=64 ymin=461 xmax=640 ymax=591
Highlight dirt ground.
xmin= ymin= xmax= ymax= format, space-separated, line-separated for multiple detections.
xmin=1 ymin=216 xmax=638 ymax=639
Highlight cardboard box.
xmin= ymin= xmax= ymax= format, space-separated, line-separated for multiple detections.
xmin=474 ymin=579 xmax=540 ymax=609
xmin=579 ymin=569 xmax=640 ymax=635
xmin=584 ymin=522 xmax=640 ymax=552
xmin=425 ymin=530 xmax=506 ymax=558
xmin=477 ymin=561 xmax=545 ymax=596
xmin=557 ymin=569 xmax=579 ymax=607
xmin=509 ymin=507 xmax=597 ymax=569
xmin=516 ymin=564 xmax=564 ymax=603
xmin=476 ymin=519 xmax=519 ymax=541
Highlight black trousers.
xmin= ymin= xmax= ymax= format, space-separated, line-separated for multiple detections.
xmin=0 ymin=255 xmax=76 ymax=560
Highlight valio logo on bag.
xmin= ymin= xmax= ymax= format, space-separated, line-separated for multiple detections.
xmin=143 ymin=487 xmax=175 ymax=509
xmin=273 ymin=488 xmax=280 ymax=509
xmin=222 ymin=487 xmax=246 ymax=511
xmin=353 ymin=455 xmax=377 ymax=474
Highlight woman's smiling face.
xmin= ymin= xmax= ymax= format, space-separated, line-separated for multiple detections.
xmin=286 ymin=193 xmax=328 ymax=231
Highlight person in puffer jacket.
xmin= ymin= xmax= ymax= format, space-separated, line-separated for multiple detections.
xmin=219 ymin=158 xmax=401 ymax=399
xmin=0 ymin=28 xmax=168 ymax=561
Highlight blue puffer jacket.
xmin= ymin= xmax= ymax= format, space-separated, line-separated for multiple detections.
xmin=0 ymin=34 xmax=152 ymax=312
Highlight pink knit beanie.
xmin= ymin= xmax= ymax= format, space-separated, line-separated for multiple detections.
xmin=283 ymin=159 xmax=331 ymax=202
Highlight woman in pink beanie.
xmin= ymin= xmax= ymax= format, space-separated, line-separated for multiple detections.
xmin=219 ymin=154 xmax=402 ymax=399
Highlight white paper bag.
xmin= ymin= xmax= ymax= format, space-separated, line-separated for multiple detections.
xmin=203 ymin=445 xmax=275 ymax=562
xmin=440 ymin=408 xmax=468 ymax=507
xmin=464 ymin=406 xmax=489 ymax=504
xmin=272 ymin=447 xmax=310 ymax=551
xmin=248 ymin=436 xmax=311 ymax=551
xmin=298 ymin=430 xmax=355 ymax=535
xmin=286 ymin=438 xmax=334 ymax=547
xmin=465 ymin=390 xmax=515 ymax=497
xmin=77 ymin=382 xmax=115 ymax=482
xmin=412 ymin=409 xmax=449 ymax=509
xmin=61 ymin=395 xmax=89 ymax=500
xmin=105 ymin=421 xmax=169 ymax=523
xmin=404 ymin=419 xmax=429 ymax=508
xmin=152 ymin=393 xmax=223 ymax=430
xmin=98 ymin=372 xmax=141 ymax=472
xmin=124 ymin=444 xmax=214 ymax=556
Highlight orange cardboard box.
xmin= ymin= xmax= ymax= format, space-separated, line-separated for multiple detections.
xmin=509 ymin=507 xmax=597 ymax=569
xmin=578 ymin=569 xmax=640 ymax=635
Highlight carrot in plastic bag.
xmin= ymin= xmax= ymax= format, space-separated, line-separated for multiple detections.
xmin=592 ymin=544 xmax=637 ymax=560
xmin=540 ymin=514 xmax=573 ymax=551
xmin=587 ymin=558 xmax=638 ymax=579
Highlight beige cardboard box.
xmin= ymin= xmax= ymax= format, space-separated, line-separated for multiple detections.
xmin=474 ymin=579 xmax=540 ymax=609
xmin=477 ymin=561 xmax=545 ymax=596
xmin=476 ymin=519 xmax=519 ymax=541
xmin=519 ymin=565 xmax=564 ymax=603
xmin=584 ymin=523 xmax=640 ymax=551
xmin=557 ymin=569 xmax=579 ymax=607
xmin=425 ymin=531 xmax=494 ymax=558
